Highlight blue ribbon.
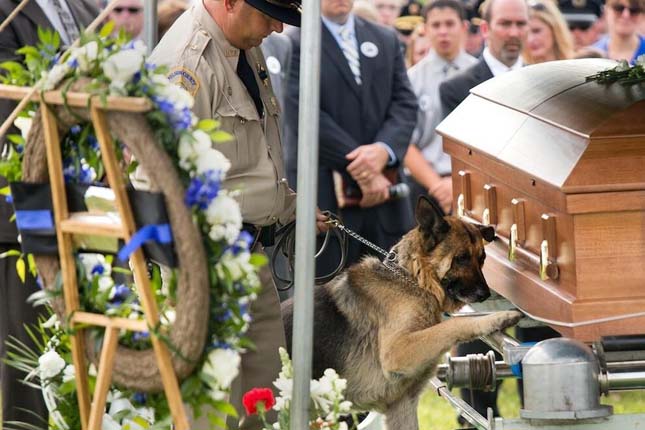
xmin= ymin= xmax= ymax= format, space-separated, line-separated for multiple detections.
xmin=117 ymin=224 xmax=173 ymax=262
xmin=15 ymin=210 xmax=54 ymax=231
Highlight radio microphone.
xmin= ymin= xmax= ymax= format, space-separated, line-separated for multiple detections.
xmin=388 ymin=182 xmax=410 ymax=200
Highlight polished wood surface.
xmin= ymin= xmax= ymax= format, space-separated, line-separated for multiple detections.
xmin=440 ymin=60 xmax=645 ymax=340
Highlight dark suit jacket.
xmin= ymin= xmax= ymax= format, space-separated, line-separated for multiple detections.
xmin=284 ymin=16 xmax=417 ymax=244
xmin=0 ymin=0 xmax=99 ymax=243
xmin=439 ymin=58 xmax=493 ymax=118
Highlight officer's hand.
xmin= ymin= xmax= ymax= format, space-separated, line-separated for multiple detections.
xmin=316 ymin=208 xmax=330 ymax=234
xmin=346 ymin=144 xmax=390 ymax=181
xmin=429 ymin=177 xmax=452 ymax=214
xmin=359 ymin=173 xmax=391 ymax=208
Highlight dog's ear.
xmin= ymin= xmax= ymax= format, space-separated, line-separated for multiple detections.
xmin=477 ymin=224 xmax=496 ymax=242
xmin=416 ymin=196 xmax=450 ymax=247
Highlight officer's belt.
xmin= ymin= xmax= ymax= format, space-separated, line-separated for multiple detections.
xmin=242 ymin=222 xmax=276 ymax=248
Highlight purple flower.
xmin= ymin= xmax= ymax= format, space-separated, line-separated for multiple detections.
xmin=184 ymin=171 xmax=220 ymax=210
xmin=144 ymin=62 xmax=156 ymax=71
xmin=215 ymin=309 xmax=233 ymax=322
xmin=36 ymin=275 xmax=44 ymax=289
xmin=67 ymin=58 xmax=79 ymax=68
xmin=5 ymin=194 xmax=12 ymax=204
xmin=70 ymin=125 xmax=81 ymax=135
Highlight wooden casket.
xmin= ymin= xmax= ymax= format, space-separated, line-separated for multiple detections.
xmin=437 ymin=59 xmax=645 ymax=341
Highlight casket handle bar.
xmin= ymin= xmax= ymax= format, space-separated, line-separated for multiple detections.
xmin=457 ymin=170 xmax=471 ymax=218
xmin=458 ymin=213 xmax=559 ymax=281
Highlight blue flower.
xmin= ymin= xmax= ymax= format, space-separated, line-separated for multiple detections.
xmin=67 ymin=58 xmax=79 ymax=69
xmin=133 ymin=392 xmax=147 ymax=404
xmin=91 ymin=264 xmax=105 ymax=275
xmin=144 ymin=62 xmax=156 ymax=71
xmin=110 ymin=283 xmax=131 ymax=304
xmin=70 ymin=125 xmax=81 ymax=135
xmin=228 ymin=230 xmax=253 ymax=255
xmin=210 ymin=340 xmax=231 ymax=350
xmin=133 ymin=331 xmax=150 ymax=342
xmin=14 ymin=144 xmax=23 ymax=154
xmin=133 ymin=71 xmax=141 ymax=84
xmin=87 ymin=135 xmax=99 ymax=151
xmin=184 ymin=171 xmax=220 ymax=210
xmin=215 ymin=309 xmax=233 ymax=322
xmin=36 ymin=275 xmax=44 ymax=290
xmin=5 ymin=194 xmax=12 ymax=204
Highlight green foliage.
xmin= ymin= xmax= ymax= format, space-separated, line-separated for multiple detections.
xmin=586 ymin=57 xmax=645 ymax=85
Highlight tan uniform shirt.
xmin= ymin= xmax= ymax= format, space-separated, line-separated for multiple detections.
xmin=149 ymin=2 xmax=296 ymax=226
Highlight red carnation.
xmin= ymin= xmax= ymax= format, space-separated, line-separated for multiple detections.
xmin=242 ymin=387 xmax=276 ymax=416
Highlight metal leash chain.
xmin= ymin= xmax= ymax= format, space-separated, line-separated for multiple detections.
xmin=324 ymin=215 xmax=417 ymax=285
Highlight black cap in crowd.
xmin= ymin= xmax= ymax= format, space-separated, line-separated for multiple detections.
xmin=245 ymin=0 xmax=302 ymax=26
xmin=559 ymin=0 xmax=603 ymax=29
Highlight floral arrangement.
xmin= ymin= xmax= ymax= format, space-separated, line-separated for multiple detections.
xmin=1 ymin=25 xmax=264 ymax=429
xmin=241 ymin=348 xmax=356 ymax=430
xmin=586 ymin=54 xmax=645 ymax=85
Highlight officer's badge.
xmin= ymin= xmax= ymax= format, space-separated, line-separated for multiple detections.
xmin=572 ymin=0 xmax=586 ymax=7
xmin=168 ymin=67 xmax=200 ymax=97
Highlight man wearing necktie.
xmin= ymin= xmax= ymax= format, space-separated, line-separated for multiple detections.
xmin=284 ymin=0 xmax=418 ymax=276
xmin=404 ymin=0 xmax=477 ymax=215
xmin=438 ymin=0 xmax=529 ymax=422
xmin=0 ymin=0 xmax=98 ymax=426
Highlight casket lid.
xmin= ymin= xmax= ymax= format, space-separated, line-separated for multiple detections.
xmin=437 ymin=59 xmax=645 ymax=193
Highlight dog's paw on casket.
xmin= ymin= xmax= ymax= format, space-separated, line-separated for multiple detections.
xmin=477 ymin=310 xmax=523 ymax=335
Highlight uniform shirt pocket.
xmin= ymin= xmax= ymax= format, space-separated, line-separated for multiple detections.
xmin=214 ymin=97 xmax=261 ymax=173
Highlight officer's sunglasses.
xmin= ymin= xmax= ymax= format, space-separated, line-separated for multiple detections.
xmin=113 ymin=6 xmax=143 ymax=14
xmin=610 ymin=4 xmax=642 ymax=15
xmin=568 ymin=21 xmax=592 ymax=30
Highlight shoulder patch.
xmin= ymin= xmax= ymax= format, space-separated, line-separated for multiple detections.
xmin=168 ymin=67 xmax=200 ymax=97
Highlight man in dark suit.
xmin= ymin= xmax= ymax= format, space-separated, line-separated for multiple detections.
xmin=438 ymin=0 xmax=528 ymax=421
xmin=0 ymin=0 xmax=99 ymax=425
xmin=284 ymin=0 xmax=417 ymax=275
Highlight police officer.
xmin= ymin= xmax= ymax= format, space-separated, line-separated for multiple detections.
xmin=150 ymin=1 xmax=326 ymax=428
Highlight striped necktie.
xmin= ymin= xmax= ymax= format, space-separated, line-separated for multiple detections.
xmin=51 ymin=0 xmax=80 ymax=45
xmin=338 ymin=26 xmax=361 ymax=85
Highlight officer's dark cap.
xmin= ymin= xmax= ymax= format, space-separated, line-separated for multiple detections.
xmin=245 ymin=0 xmax=302 ymax=26
xmin=558 ymin=0 xmax=602 ymax=27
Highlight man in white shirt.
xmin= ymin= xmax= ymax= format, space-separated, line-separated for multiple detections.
xmin=404 ymin=0 xmax=477 ymax=214
xmin=439 ymin=0 xmax=528 ymax=113
xmin=437 ymin=0 xmax=528 ymax=421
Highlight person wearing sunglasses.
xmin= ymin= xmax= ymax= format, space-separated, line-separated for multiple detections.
xmin=524 ymin=0 xmax=574 ymax=63
xmin=592 ymin=0 xmax=645 ymax=63
xmin=107 ymin=0 xmax=144 ymax=39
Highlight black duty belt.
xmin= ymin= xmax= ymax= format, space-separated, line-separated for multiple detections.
xmin=242 ymin=222 xmax=276 ymax=248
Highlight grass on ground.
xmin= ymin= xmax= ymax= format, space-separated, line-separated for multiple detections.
xmin=418 ymin=379 xmax=645 ymax=430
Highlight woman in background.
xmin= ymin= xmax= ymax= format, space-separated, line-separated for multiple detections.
xmin=592 ymin=0 xmax=644 ymax=64
xmin=524 ymin=0 xmax=574 ymax=63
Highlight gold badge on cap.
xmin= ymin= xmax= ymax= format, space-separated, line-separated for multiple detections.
xmin=572 ymin=0 xmax=586 ymax=8
xmin=168 ymin=67 xmax=200 ymax=97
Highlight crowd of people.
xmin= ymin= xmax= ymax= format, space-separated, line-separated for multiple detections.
xmin=0 ymin=0 xmax=644 ymax=428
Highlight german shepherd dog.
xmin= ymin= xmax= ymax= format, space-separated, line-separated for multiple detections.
xmin=282 ymin=197 xmax=522 ymax=429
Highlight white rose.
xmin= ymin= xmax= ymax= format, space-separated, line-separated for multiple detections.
xmin=129 ymin=39 xmax=148 ymax=55
xmin=637 ymin=54 xmax=645 ymax=68
xmin=41 ymin=63 xmax=70 ymax=90
xmin=13 ymin=116 xmax=32 ymax=140
xmin=109 ymin=397 xmax=135 ymax=416
xmin=98 ymin=276 xmax=114 ymax=293
xmin=103 ymin=50 xmax=144 ymax=93
xmin=201 ymin=348 xmax=241 ymax=389
xmin=38 ymin=349 xmax=66 ymax=380
xmin=41 ymin=314 xmax=59 ymax=329
xmin=102 ymin=413 xmax=121 ymax=430
xmin=157 ymin=82 xmax=194 ymax=109
xmin=205 ymin=194 xmax=241 ymax=225
xmin=195 ymin=148 xmax=231 ymax=176
xmin=62 ymin=364 xmax=75 ymax=383
xmin=136 ymin=407 xmax=155 ymax=424
xmin=72 ymin=41 xmax=99 ymax=72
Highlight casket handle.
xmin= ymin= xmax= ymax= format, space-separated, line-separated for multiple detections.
xmin=483 ymin=184 xmax=497 ymax=225
xmin=457 ymin=170 xmax=471 ymax=218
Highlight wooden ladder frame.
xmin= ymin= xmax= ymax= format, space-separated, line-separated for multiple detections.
xmin=37 ymin=96 xmax=189 ymax=430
